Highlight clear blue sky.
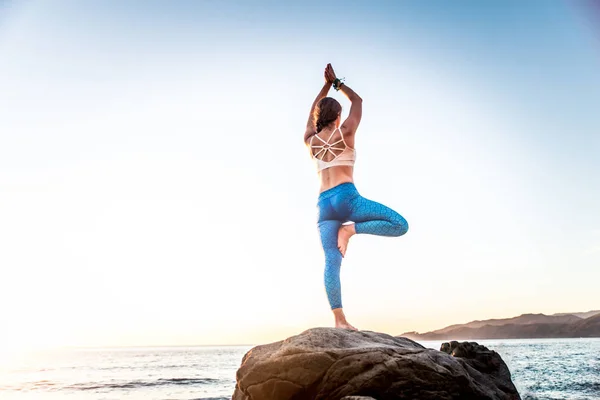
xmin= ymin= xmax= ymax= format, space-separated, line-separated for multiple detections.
xmin=1 ymin=0 xmax=599 ymax=348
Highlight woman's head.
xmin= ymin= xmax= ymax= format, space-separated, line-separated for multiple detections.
xmin=314 ymin=97 xmax=342 ymax=132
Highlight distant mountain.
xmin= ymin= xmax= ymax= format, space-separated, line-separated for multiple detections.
xmin=552 ymin=310 xmax=600 ymax=319
xmin=402 ymin=311 xmax=600 ymax=340
xmin=565 ymin=313 xmax=600 ymax=336
xmin=430 ymin=313 xmax=582 ymax=335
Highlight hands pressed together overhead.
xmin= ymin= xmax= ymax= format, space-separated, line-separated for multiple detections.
xmin=324 ymin=63 xmax=337 ymax=84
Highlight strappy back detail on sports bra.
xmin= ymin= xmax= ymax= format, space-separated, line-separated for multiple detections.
xmin=309 ymin=127 xmax=356 ymax=172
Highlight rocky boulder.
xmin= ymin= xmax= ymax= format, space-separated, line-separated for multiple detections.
xmin=232 ymin=328 xmax=520 ymax=400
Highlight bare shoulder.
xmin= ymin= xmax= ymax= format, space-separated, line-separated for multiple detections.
xmin=304 ymin=125 xmax=317 ymax=144
xmin=340 ymin=122 xmax=358 ymax=139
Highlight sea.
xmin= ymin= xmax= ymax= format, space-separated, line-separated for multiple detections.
xmin=1 ymin=338 xmax=598 ymax=400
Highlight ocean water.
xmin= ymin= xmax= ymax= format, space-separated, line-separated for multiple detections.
xmin=0 ymin=345 xmax=251 ymax=400
xmin=1 ymin=338 xmax=598 ymax=400
xmin=419 ymin=338 xmax=600 ymax=400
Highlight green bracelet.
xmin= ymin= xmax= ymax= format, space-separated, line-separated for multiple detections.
xmin=333 ymin=78 xmax=345 ymax=91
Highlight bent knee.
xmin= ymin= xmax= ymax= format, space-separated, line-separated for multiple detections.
xmin=392 ymin=217 xmax=409 ymax=237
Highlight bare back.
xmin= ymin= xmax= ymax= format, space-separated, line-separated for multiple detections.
xmin=307 ymin=125 xmax=356 ymax=192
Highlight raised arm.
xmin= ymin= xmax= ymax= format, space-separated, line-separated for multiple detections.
xmin=337 ymin=81 xmax=362 ymax=135
xmin=304 ymin=78 xmax=333 ymax=144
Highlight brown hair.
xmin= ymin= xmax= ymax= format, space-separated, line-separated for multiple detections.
xmin=313 ymin=97 xmax=342 ymax=133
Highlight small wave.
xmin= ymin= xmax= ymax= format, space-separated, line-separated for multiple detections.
xmin=1 ymin=380 xmax=57 ymax=392
xmin=94 ymin=363 xmax=206 ymax=371
xmin=520 ymin=381 xmax=600 ymax=400
xmin=69 ymin=377 xmax=220 ymax=391
xmin=31 ymin=380 xmax=55 ymax=387
xmin=187 ymin=398 xmax=230 ymax=400
xmin=570 ymin=381 xmax=600 ymax=393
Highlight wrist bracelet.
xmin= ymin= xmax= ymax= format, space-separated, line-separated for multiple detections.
xmin=333 ymin=78 xmax=345 ymax=91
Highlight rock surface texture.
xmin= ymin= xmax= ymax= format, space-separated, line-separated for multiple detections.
xmin=232 ymin=328 xmax=520 ymax=400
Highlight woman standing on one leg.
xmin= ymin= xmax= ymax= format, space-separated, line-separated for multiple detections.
xmin=304 ymin=64 xmax=409 ymax=330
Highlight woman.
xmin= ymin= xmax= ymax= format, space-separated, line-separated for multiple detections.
xmin=304 ymin=64 xmax=409 ymax=330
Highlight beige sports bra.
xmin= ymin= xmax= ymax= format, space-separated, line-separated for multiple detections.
xmin=309 ymin=127 xmax=356 ymax=172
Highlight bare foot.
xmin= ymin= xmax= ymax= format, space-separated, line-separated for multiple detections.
xmin=333 ymin=308 xmax=358 ymax=331
xmin=335 ymin=321 xmax=358 ymax=331
xmin=337 ymin=223 xmax=355 ymax=257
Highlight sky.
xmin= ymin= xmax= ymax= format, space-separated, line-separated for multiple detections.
xmin=0 ymin=0 xmax=599 ymax=350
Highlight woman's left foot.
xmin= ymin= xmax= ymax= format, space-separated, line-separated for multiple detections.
xmin=337 ymin=224 xmax=355 ymax=257
xmin=332 ymin=308 xmax=358 ymax=331
xmin=335 ymin=321 xmax=358 ymax=331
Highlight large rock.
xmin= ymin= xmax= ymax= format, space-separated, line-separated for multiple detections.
xmin=232 ymin=328 xmax=520 ymax=400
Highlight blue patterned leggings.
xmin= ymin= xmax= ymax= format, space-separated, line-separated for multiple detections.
xmin=317 ymin=182 xmax=408 ymax=310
